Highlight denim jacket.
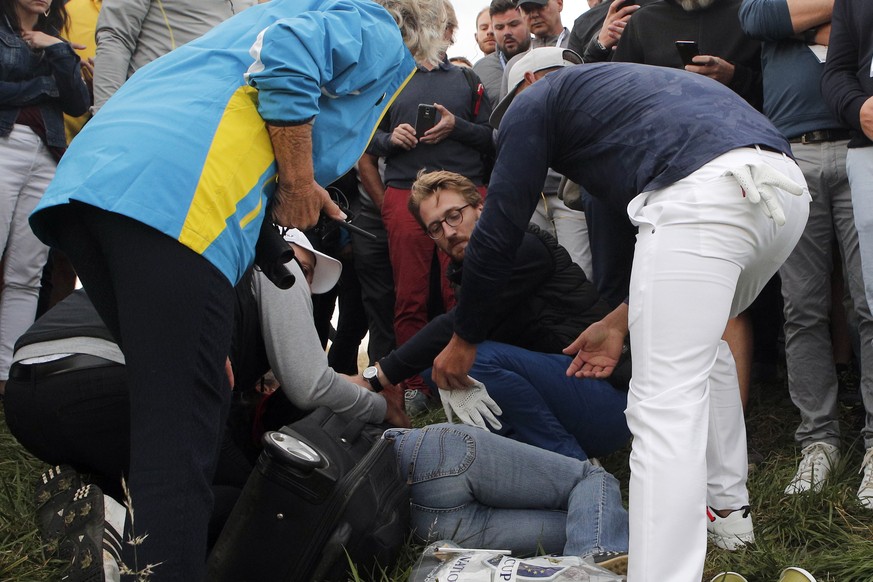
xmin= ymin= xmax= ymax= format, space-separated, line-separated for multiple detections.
xmin=0 ymin=20 xmax=90 ymax=149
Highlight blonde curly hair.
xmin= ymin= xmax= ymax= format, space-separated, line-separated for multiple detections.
xmin=374 ymin=0 xmax=450 ymax=66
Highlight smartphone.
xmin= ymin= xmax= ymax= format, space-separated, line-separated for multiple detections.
xmin=415 ymin=104 xmax=437 ymax=138
xmin=675 ymin=40 xmax=700 ymax=66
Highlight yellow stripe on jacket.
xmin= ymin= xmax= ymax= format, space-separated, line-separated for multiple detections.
xmin=179 ymin=85 xmax=275 ymax=254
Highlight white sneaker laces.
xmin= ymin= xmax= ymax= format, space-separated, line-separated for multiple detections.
xmin=793 ymin=443 xmax=838 ymax=487
xmin=859 ymin=448 xmax=873 ymax=494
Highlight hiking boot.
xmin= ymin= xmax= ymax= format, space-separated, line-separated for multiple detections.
xmin=47 ymin=484 xmax=123 ymax=582
xmin=404 ymin=388 xmax=432 ymax=416
xmin=591 ymin=550 xmax=627 ymax=575
xmin=36 ymin=465 xmax=83 ymax=552
xmin=778 ymin=566 xmax=817 ymax=582
xmin=784 ymin=442 xmax=840 ymax=494
xmin=709 ymin=573 xmax=748 ymax=582
xmin=706 ymin=506 xmax=754 ymax=550
xmin=858 ymin=447 xmax=873 ymax=510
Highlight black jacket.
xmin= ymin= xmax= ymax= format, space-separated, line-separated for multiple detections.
xmin=612 ymin=0 xmax=763 ymax=110
xmin=379 ymin=224 xmax=631 ymax=389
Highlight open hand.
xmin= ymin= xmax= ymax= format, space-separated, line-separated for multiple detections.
xmin=563 ymin=320 xmax=625 ymax=379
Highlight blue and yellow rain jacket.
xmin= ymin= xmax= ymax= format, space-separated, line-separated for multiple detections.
xmin=31 ymin=0 xmax=416 ymax=284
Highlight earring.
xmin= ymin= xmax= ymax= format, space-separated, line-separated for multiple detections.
xmin=44 ymin=9 xmax=50 ymax=17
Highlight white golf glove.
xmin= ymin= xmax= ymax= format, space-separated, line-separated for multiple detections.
xmin=438 ymin=377 xmax=503 ymax=431
xmin=723 ymin=163 xmax=805 ymax=226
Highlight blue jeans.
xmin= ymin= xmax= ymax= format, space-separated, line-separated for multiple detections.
xmin=386 ymin=423 xmax=628 ymax=557
xmin=466 ymin=341 xmax=630 ymax=461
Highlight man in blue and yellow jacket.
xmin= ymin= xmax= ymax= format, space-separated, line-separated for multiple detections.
xmin=28 ymin=1 xmax=447 ymax=579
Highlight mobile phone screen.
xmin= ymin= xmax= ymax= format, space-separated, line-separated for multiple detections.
xmin=675 ymin=40 xmax=700 ymax=66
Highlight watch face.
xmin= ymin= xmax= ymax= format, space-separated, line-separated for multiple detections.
xmin=363 ymin=366 xmax=383 ymax=392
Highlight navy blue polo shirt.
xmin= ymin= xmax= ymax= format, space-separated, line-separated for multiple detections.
xmin=455 ymin=62 xmax=792 ymax=343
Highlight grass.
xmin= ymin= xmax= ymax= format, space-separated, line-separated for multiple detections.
xmin=1 ymin=378 xmax=871 ymax=582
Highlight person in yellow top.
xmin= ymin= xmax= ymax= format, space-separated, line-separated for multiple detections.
xmin=63 ymin=0 xmax=99 ymax=142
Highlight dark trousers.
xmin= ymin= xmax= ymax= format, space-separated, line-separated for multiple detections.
xmin=582 ymin=191 xmax=636 ymax=308
xmin=350 ymin=208 xmax=396 ymax=363
xmin=5 ymin=359 xmax=249 ymax=549
xmin=6 ymin=361 xmax=130 ymax=493
xmin=326 ymin=254 xmax=370 ymax=374
xmin=39 ymin=202 xmax=235 ymax=582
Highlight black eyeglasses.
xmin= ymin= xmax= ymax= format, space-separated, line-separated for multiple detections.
xmin=426 ymin=204 xmax=471 ymax=240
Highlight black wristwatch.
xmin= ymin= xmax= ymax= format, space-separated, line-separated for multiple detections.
xmin=363 ymin=366 xmax=384 ymax=393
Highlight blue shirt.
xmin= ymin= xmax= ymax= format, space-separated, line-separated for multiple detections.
xmin=31 ymin=0 xmax=416 ymax=284
xmin=739 ymin=0 xmax=846 ymax=139
xmin=454 ymin=62 xmax=791 ymax=343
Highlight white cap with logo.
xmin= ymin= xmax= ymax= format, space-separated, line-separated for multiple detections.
xmin=490 ymin=47 xmax=582 ymax=129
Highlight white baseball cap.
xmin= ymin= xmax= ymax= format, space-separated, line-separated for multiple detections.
xmin=282 ymin=229 xmax=342 ymax=294
xmin=490 ymin=47 xmax=582 ymax=129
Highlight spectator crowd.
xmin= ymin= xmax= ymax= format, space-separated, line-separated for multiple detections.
xmin=2 ymin=0 xmax=872 ymax=581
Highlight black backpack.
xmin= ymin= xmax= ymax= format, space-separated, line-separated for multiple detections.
xmin=207 ymin=408 xmax=410 ymax=581
xmin=458 ymin=66 xmax=495 ymax=184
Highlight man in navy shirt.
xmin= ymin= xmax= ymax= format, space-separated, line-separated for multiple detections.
xmin=432 ymin=49 xmax=811 ymax=582
xmin=821 ymin=0 xmax=873 ymax=510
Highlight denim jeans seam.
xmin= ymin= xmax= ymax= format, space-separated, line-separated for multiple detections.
xmin=407 ymin=427 xmax=476 ymax=483
xmin=593 ymin=467 xmax=607 ymax=553
xmin=410 ymin=502 xmax=470 ymax=514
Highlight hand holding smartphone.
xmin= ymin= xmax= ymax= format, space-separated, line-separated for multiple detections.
xmin=675 ymin=40 xmax=699 ymax=66
xmin=415 ymin=104 xmax=437 ymax=138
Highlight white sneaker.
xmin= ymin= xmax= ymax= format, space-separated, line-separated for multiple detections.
xmin=784 ymin=442 xmax=840 ymax=494
xmin=706 ymin=506 xmax=755 ymax=550
xmin=858 ymin=447 xmax=873 ymax=510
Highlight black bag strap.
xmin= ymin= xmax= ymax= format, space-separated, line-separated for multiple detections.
xmin=459 ymin=66 xmax=485 ymax=116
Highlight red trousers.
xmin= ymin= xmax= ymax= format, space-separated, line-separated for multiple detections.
xmin=382 ymin=186 xmax=457 ymax=348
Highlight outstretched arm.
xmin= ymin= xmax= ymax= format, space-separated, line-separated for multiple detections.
xmin=564 ymin=302 xmax=628 ymax=379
